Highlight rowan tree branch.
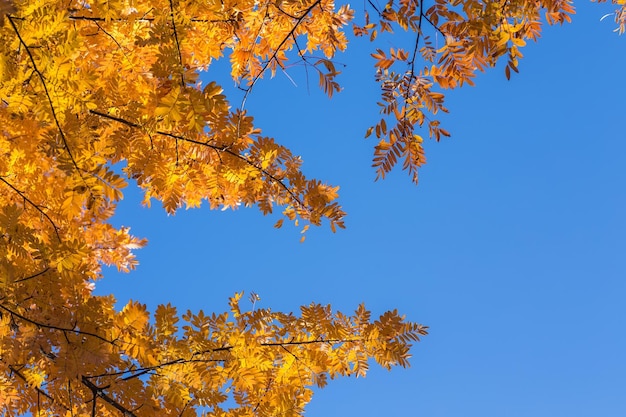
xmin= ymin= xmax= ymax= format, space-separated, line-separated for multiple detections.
xmin=240 ymin=0 xmax=322 ymax=111
xmin=14 ymin=266 xmax=51 ymax=283
xmin=0 ymin=176 xmax=61 ymax=242
xmin=86 ymin=337 xmax=361 ymax=383
xmin=259 ymin=337 xmax=362 ymax=348
xmin=85 ymin=354 xmax=228 ymax=382
xmin=68 ymin=12 xmax=238 ymax=24
xmin=81 ymin=376 xmax=139 ymax=417
xmin=0 ymin=303 xmax=115 ymax=345
xmin=7 ymin=16 xmax=85 ymax=182
xmin=89 ymin=109 xmax=310 ymax=215
xmin=8 ymin=364 xmax=70 ymax=411
xmin=168 ymin=0 xmax=186 ymax=86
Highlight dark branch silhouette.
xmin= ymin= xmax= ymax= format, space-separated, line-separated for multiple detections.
xmin=0 ymin=302 xmax=115 ymax=345
xmin=0 ymin=176 xmax=61 ymax=242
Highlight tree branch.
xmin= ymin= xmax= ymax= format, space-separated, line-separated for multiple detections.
xmin=7 ymin=16 xmax=85 ymax=181
xmin=8 ymin=364 xmax=70 ymax=411
xmin=0 ymin=176 xmax=61 ymax=242
xmin=68 ymin=13 xmax=238 ymax=24
xmin=14 ymin=266 xmax=51 ymax=283
xmin=0 ymin=303 xmax=115 ymax=345
xmin=85 ymin=356 xmax=227 ymax=382
xmin=87 ymin=337 xmax=361 ymax=383
xmin=260 ymin=337 xmax=361 ymax=348
xmin=168 ymin=0 xmax=186 ymax=86
xmin=89 ymin=109 xmax=309 ymax=215
xmin=239 ymin=0 xmax=322 ymax=111
xmin=81 ymin=376 xmax=138 ymax=417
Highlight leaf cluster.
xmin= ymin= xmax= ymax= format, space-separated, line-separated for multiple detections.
xmin=0 ymin=0 xmax=622 ymax=415
xmin=0 ymin=288 xmax=427 ymax=416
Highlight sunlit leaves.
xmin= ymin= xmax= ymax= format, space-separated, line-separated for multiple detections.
xmin=363 ymin=0 xmax=591 ymax=182
xmin=8 ymin=293 xmax=424 ymax=416
xmin=0 ymin=0 xmax=620 ymax=415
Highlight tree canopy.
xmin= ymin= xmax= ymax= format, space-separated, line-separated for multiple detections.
xmin=0 ymin=0 xmax=623 ymax=415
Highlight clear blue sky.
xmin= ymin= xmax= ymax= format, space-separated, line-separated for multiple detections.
xmin=97 ymin=2 xmax=626 ymax=416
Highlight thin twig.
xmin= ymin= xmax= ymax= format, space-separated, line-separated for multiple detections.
xmin=8 ymin=365 xmax=70 ymax=411
xmin=239 ymin=0 xmax=322 ymax=112
xmin=87 ymin=337 xmax=361 ymax=383
xmin=89 ymin=110 xmax=309 ymax=214
xmin=168 ymin=0 xmax=186 ymax=86
xmin=0 ymin=303 xmax=114 ymax=345
xmin=85 ymin=356 xmax=226 ymax=382
xmin=7 ymin=16 xmax=85 ymax=183
xmin=421 ymin=11 xmax=446 ymax=38
xmin=81 ymin=376 xmax=138 ymax=417
xmin=14 ymin=267 xmax=51 ymax=283
xmin=0 ymin=177 xmax=61 ymax=242
xmin=68 ymin=14 xmax=237 ymax=24
xmin=366 ymin=0 xmax=382 ymax=16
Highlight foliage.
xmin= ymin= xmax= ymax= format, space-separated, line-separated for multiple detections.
xmin=0 ymin=0 xmax=622 ymax=415
xmin=0 ymin=289 xmax=427 ymax=416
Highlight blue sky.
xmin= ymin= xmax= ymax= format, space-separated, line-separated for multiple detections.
xmin=97 ymin=2 xmax=626 ymax=416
